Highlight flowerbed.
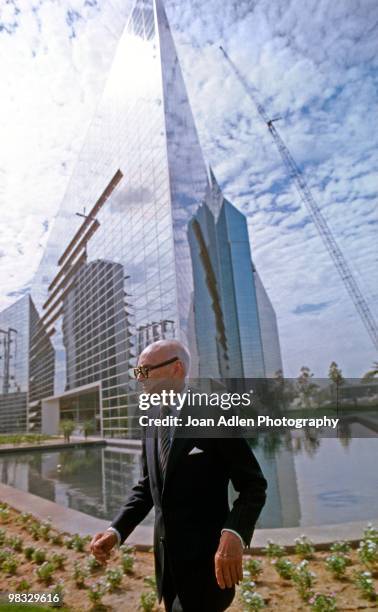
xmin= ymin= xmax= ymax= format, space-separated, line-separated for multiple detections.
xmin=0 ymin=503 xmax=377 ymax=611
xmin=0 ymin=434 xmax=59 ymax=446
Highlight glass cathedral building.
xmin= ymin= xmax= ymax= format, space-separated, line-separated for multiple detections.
xmin=2 ymin=0 xmax=283 ymax=437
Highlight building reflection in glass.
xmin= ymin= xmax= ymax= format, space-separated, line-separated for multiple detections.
xmin=23 ymin=0 xmax=282 ymax=436
xmin=188 ymin=177 xmax=282 ymax=379
xmin=0 ymin=295 xmax=54 ymax=432
xmin=0 ymin=434 xmax=376 ymax=528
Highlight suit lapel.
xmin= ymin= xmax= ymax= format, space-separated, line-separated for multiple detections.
xmin=162 ymin=401 xmax=194 ymax=497
xmin=145 ymin=404 xmax=163 ymax=499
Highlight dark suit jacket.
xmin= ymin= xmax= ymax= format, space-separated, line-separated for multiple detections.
xmin=111 ymin=401 xmax=267 ymax=604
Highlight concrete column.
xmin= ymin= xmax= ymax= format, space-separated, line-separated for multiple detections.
xmin=41 ymin=398 xmax=60 ymax=435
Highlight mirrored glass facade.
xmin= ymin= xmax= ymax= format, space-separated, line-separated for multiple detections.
xmin=0 ymin=295 xmax=54 ymax=432
xmin=28 ymin=0 xmax=282 ymax=437
xmin=254 ymin=270 xmax=283 ymax=377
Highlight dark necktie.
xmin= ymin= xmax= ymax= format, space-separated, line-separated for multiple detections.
xmin=159 ymin=405 xmax=171 ymax=477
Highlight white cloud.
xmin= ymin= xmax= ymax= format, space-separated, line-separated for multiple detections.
xmin=0 ymin=0 xmax=377 ymax=378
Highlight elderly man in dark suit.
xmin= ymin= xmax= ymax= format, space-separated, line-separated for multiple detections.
xmin=90 ymin=340 xmax=267 ymax=612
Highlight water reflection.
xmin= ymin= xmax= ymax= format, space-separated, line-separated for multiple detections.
xmin=0 ymin=432 xmax=377 ymax=529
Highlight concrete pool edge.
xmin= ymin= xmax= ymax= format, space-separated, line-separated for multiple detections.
xmin=0 ymin=438 xmax=106 ymax=454
xmin=1 ymin=482 xmax=376 ymax=553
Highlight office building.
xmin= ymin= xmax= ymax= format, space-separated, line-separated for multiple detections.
xmin=24 ymin=0 xmax=282 ymax=436
xmin=0 ymin=295 xmax=54 ymax=432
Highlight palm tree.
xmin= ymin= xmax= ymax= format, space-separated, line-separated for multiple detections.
xmin=297 ymin=366 xmax=318 ymax=409
xmin=60 ymin=419 xmax=76 ymax=443
xmin=362 ymin=361 xmax=378 ymax=382
xmin=328 ymin=362 xmax=345 ymax=413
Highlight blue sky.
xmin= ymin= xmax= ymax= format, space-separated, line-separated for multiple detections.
xmin=0 ymin=0 xmax=377 ymax=377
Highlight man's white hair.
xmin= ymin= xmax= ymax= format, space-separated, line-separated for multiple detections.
xmin=143 ymin=339 xmax=191 ymax=376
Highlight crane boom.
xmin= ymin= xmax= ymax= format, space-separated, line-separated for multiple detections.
xmin=219 ymin=46 xmax=378 ymax=351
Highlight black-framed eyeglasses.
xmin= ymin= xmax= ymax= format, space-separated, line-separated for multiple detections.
xmin=133 ymin=356 xmax=179 ymax=379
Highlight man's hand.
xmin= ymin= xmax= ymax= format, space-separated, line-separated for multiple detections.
xmin=90 ymin=531 xmax=118 ymax=565
xmin=214 ymin=531 xmax=243 ymax=589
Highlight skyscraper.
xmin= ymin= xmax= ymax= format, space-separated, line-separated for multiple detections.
xmin=30 ymin=0 xmax=282 ymax=436
xmin=254 ymin=269 xmax=283 ymax=377
xmin=0 ymin=295 xmax=54 ymax=432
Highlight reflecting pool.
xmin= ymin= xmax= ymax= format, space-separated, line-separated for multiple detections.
xmin=0 ymin=431 xmax=377 ymax=528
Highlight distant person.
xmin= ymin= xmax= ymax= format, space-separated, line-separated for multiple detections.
xmin=90 ymin=339 xmax=267 ymax=611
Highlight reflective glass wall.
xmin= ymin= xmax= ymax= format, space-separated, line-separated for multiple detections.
xmin=0 ymin=296 xmax=29 ymax=432
xmin=30 ymin=0 xmax=282 ymax=437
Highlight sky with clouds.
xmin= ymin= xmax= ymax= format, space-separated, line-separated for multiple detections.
xmin=0 ymin=0 xmax=377 ymax=378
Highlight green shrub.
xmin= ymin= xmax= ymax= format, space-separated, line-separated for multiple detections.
xmin=120 ymin=543 xmax=136 ymax=555
xmin=16 ymin=579 xmax=31 ymax=591
xmin=308 ymin=593 xmax=337 ymax=611
xmin=0 ymin=507 xmax=10 ymax=523
xmin=32 ymin=548 xmax=47 ymax=565
xmin=294 ymin=535 xmax=315 ymax=559
xmin=50 ymin=552 xmax=67 ymax=570
xmin=7 ymin=534 xmax=23 ymax=552
xmin=271 ymin=557 xmax=295 ymax=580
xmin=354 ymin=570 xmax=377 ymax=601
xmin=243 ymin=558 xmax=263 ymax=580
xmin=121 ymin=552 xmax=135 ymax=574
xmin=0 ymin=547 xmax=13 ymax=564
xmin=139 ymin=590 xmax=157 ymax=612
xmin=143 ymin=575 xmax=156 ymax=589
xmin=0 ymin=528 xmax=6 ymax=545
xmin=28 ymin=521 xmax=41 ymax=541
xmin=50 ymin=580 xmax=65 ymax=608
xmin=325 ymin=553 xmax=352 ymax=578
xmin=358 ymin=538 xmax=378 ymax=569
xmin=87 ymin=554 xmax=102 ymax=573
xmin=87 ymin=580 xmax=106 ymax=604
xmin=39 ymin=518 xmax=52 ymax=541
xmin=24 ymin=546 xmax=36 ymax=560
xmin=36 ymin=561 xmax=55 ymax=585
xmin=362 ymin=523 xmax=378 ymax=544
xmin=50 ymin=533 xmax=63 ymax=546
xmin=292 ymin=560 xmax=316 ymax=601
xmin=329 ymin=540 xmax=351 ymax=554
xmin=240 ymin=590 xmax=266 ymax=610
xmin=263 ymin=540 xmax=286 ymax=558
xmin=73 ymin=561 xmax=87 ymax=588
xmin=16 ymin=512 xmax=33 ymax=527
xmin=105 ymin=567 xmax=123 ymax=591
xmin=2 ymin=555 xmax=19 ymax=575
xmin=65 ymin=533 xmax=89 ymax=552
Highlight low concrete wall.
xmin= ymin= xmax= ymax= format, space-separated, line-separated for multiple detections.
xmin=0 ymin=483 xmax=152 ymax=551
xmin=0 ymin=438 xmax=106 ymax=454
xmin=1 ymin=482 xmax=376 ymax=553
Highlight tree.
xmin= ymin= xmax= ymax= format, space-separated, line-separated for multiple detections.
xmin=328 ymin=361 xmax=345 ymax=412
xmin=296 ymin=366 xmax=318 ymax=409
xmin=60 ymin=419 xmax=76 ymax=443
xmin=81 ymin=419 xmax=95 ymax=440
xmin=361 ymin=361 xmax=378 ymax=382
xmin=272 ymin=369 xmax=286 ymax=411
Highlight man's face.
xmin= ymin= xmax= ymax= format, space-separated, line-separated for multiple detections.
xmin=136 ymin=347 xmax=184 ymax=394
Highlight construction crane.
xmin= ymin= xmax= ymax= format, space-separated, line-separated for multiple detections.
xmin=219 ymin=46 xmax=378 ymax=351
